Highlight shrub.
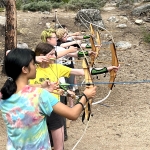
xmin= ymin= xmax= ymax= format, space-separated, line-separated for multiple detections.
xmin=0 ymin=8 xmax=5 ymax=12
xmin=22 ymin=1 xmax=52 ymax=12
xmin=50 ymin=0 xmax=62 ymax=2
xmin=64 ymin=0 xmax=106 ymax=11
xmin=16 ymin=0 xmax=22 ymax=10
xmin=141 ymin=27 xmax=150 ymax=43
xmin=52 ymin=2 xmax=64 ymax=9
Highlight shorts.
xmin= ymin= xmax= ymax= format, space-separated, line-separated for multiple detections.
xmin=46 ymin=96 xmax=65 ymax=130
xmin=47 ymin=112 xmax=64 ymax=130
xmin=65 ymin=74 xmax=75 ymax=90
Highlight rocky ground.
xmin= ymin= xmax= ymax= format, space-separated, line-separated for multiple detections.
xmin=0 ymin=2 xmax=150 ymax=150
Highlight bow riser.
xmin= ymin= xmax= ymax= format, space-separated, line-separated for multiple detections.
xmin=82 ymin=58 xmax=94 ymax=120
xmin=89 ymin=36 xmax=96 ymax=67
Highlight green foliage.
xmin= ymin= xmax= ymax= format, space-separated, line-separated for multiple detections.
xmin=52 ymin=2 xmax=64 ymax=9
xmin=141 ymin=27 xmax=150 ymax=43
xmin=16 ymin=0 xmax=22 ymax=10
xmin=22 ymin=1 xmax=52 ymax=12
xmin=14 ymin=0 xmax=108 ymax=11
xmin=65 ymin=0 xmax=106 ymax=11
xmin=62 ymin=0 xmax=70 ymax=3
xmin=0 ymin=7 xmax=5 ymax=12
xmin=50 ymin=0 xmax=62 ymax=2
xmin=143 ymin=30 xmax=150 ymax=43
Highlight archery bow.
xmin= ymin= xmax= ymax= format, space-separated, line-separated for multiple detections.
xmin=89 ymin=23 xmax=119 ymax=90
xmin=81 ymin=24 xmax=102 ymax=121
xmin=92 ymin=42 xmax=119 ymax=106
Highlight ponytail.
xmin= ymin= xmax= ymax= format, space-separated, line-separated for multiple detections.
xmin=1 ymin=78 xmax=17 ymax=100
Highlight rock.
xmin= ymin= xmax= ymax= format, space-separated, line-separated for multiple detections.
xmin=119 ymin=16 xmax=128 ymax=23
xmin=119 ymin=4 xmax=132 ymax=10
xmin=46 ymin=23 xmax=51 ymax=28
xmin=75 ymin=9 xmax=105 ymax=30
xmin=115 ymin=41 xmax=132 ymax=50
xmin=116 ymin=24 xmax=127 ymax=28
xmin=107 ymin=16 xmax=119 ymax=22
xmin=17 ymin=43 xmax=28 ymax=49
xmin=131 ymin=3 xmax=150 ymax=16
xmin=135 ymin=19 xmax=143 ymax=24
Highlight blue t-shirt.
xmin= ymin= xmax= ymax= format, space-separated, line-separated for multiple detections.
xmin=0 ymin=85 xmax=58 ymax=150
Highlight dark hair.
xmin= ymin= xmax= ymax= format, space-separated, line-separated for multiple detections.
xmin=1 ymin=48 xmax=35 ymax=100
xmin=35 ymin=43 xmax=55 ymax=56
xmin=58 ymin=25 xmax=67 ymax=29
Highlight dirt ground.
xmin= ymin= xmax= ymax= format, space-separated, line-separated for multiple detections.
xmin=0 ymin=5 xmax=150 ymax=150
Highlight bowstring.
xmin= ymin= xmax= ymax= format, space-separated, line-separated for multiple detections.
xmin=77 ymin=12 xmax=101 ymax=67
xmin=54 ymin=10 xmax=77 ymax=98
xmin=55 ymin=9 xmax=92 ymax=85
xmin=55 ymin=10 xmax=94 ymax=150
xmin=77 ymin=10 xmax=117 ymax=104
xmin=78 ymin=11 xmax=114 ymax=42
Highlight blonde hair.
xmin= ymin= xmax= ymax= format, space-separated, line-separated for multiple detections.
xmin=41 ymin=28 xmax=56 ymax=43
xmin=56 ymin=28 xmax=67 ymax=40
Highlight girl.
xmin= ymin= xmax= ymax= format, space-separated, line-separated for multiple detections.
xmin=0 ymin=48 xmax=96 ymax=150
xmin=30 ymin=42 xmax=120 ymax=150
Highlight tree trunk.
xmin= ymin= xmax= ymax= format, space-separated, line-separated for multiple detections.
xmin=2 ymin=0 xmax=17 ymax=73
xmin=5 ymin=0 xmax=17 ymax=52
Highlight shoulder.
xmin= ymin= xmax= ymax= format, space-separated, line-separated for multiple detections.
xmin=21 ymin=85 xmax=43 ymax=95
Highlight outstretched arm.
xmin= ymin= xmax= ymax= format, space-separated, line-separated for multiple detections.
xmin=70 ymin=65 xmax=120 ymax=76
xmin=53 ymin=86 xmax=97 ymax=120
xmin=57 ymin=46 xmax=78 ymax=58
xmin=60 ymin=40 xmax=81 ymax=48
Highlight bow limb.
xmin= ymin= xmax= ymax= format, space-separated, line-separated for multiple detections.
xmin=108 ymin=42 xmax=119 ymax=90
xmin=90 ymin=23 xmax=95 ymax=36
xmin=89 ymin=36 xmax=97 ymax=67
xmin=95 ymin=31 xmax=101 ymax=58
xmin=89 ymin=24 xmax=102 ymax=67
xmin=89 ymin=24 xmax=97 ymax=67
xmin=82 ymin=58 xmax=94 ymax=121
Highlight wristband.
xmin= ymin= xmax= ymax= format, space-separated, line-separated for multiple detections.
xmin=85 ymin=44 xmax=91 ymax=49
xmin=76 ymin=102 xmax=85 ymax=111
xmin=76 ymin=92 xmax=88 ymax=104
xmin=83 ymin=35 xmax=90 ymax=39
xmin=77 ymin=51 xmax=89 ymax=57
xmin=80 ymin=92 xmax=88 ymax=102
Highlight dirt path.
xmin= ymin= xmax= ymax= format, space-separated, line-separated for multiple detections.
xmin=0 ymin=6 xmax=150 ymax=150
